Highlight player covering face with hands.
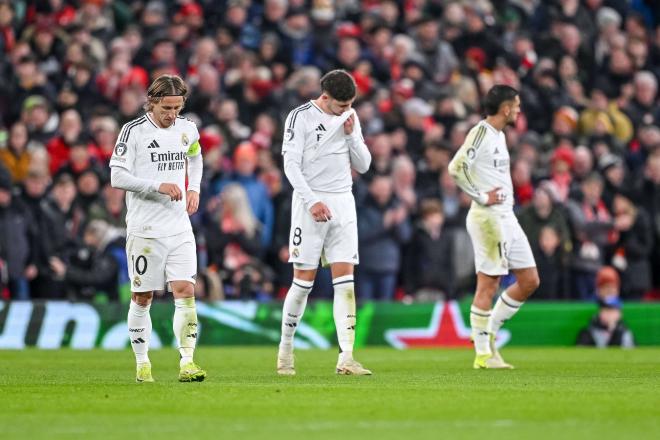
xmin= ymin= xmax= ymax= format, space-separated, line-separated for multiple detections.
xmin=448 ymin=85 xmax=540 ymax=369
xmin=278 ymin=69 xmax=372 ymax=375
xmin=109 ymin=74 xmax=206 ymax=383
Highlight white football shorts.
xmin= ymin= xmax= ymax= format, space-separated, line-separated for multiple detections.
xmin=466 ymin=207 xmax=536 ymax=276
xmin=126 ymin=230 xmax=197 ymax=292
xmin=288 ymin=190 xmax=359 ymax=268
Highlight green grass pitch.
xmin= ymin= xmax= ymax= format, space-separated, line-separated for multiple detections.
xmin=1 ymin=347 xmax=658 ymax=439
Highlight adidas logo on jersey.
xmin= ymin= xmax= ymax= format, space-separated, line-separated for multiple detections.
xmin=147 ymin=140 xmax=161 ymax=149
xmin=494 ymin=147 xmax=499 ymax=154
xmin=316 ymin=124 xmax=326 ymax=142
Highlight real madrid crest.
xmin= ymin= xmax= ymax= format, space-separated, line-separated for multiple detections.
xmin=182 ymin=133 xmax=189 ymax=146
xmin=133 ymin=276 xmax=141 ymax=287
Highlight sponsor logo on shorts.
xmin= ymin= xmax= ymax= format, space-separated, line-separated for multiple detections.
xmin=292 ymin=248 xmax=299 ymax=258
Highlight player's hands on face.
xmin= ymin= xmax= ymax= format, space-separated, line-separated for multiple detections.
xmin=309 ymin=201 xmax=332 ymax=222
xmin=343 ymin=114 xmax=355 ymax=135
xmin=158 ymin=183 xmax=183 ymax=201
xmin=186 ymin=190 xmax=199 ymax=215
xmin=485 ymin=187 xmax=506 ymax=206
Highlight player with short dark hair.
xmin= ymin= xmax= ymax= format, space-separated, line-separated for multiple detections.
xmin=448 ymin=85 xmax=540 ymax=369
xmin=110 ymin=74 xmax=206 ymax=383
xmin=277 ymin=69 xmax=372 ymax=375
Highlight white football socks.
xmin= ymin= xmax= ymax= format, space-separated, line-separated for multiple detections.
xmin=173 ymin=297 xmax=198 ymax=367
xmin=279 ymin=278 xmax=313 ymax=352
xmin=333 ymin=275 xmax=356 ymax=363
xmin=488 ymin=291 xmax=523 ymax=335
xmin=470 ymin=305 xmax=491 ymax=356
xmin=128 ymin=300 xmax=152 ymax=365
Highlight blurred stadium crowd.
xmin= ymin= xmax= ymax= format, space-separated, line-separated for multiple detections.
xmin=0 ymin=0 xmax=658 ymax=302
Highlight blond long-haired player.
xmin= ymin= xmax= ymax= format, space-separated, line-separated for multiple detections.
xmin=110 ymin=75 xmax=206 ymax=382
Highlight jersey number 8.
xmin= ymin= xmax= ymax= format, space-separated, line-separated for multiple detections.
xmin=292 ymin=227 xmax=302 ymax=246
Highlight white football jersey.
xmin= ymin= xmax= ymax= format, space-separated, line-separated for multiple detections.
xmin=282 ymin=101 xmax=366 ymax=193
xmin=109 ymin=113 xmax=201 ymax=238
xmin=448 ymin=120 xmax=513 ymax=214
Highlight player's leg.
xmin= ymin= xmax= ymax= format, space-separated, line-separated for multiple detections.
xmin=330 ymin=262 xmax=370 ymax=375
xmin=129 ymin=291 xmax=154 ymax=382
xmin=487 ymin=220 xmax=540 ymax=335
xmin=471 ymin=272 xmax=499 ymax=363
xmin=166 ymin=231 xmax=205 ymax=382
xmin=325 ymin=194 xmax=370 ymax=375
xmin=465 ymin=209 xmax=512 ymax=368
xmin=278 ymin=266 xmax=316 ymax=375
xmin=488 ymin=266 xmax=539 ymax=336
xmin=126 ymin=234 xmax=165 ymax=382
xmin=278 ymin=193 xmax=325 ymax=375
xmin=485 ymin=220 xmax=539 ymax=367
xmin=171 ymin=280 xmax=206 ymax=382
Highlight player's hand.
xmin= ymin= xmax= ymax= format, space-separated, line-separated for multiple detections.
xmin=158 ymin=183 xmax=182 ymax=201
xmin=343 ymin=114 xmax=355 ymax=135
xmin=186 ymin=190 xmax=199 ymax=215
xmin=309 ymin=202 xmax=332 ymax=222
xmin=485 ymin=187 xmax=506 ymax=206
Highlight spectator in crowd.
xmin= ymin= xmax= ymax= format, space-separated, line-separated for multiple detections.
xmin=86 ymin=183 xmax=127 ymax=229
xmin=357 ymin=174 xmax=412 ymax=300
xmin=518 ymin=181 xmax=573 ymax=299
xmin=49 ymin=219 xmax=125 ymax=301
xmin=46 ymin=108 xmax=84 ymax=175
xmin=403 ymin=199 xmax=454 ymax=300
xmin=0 ymin=165 xmax=31 ymax=299
xmin=37 ymin=172 xmax=83 ymax=298
xmin=391 ymin=155 xmax=417 ymax=214
xmin=577 ymin=266 xmax=635 ymax=348
xmin=567 ymin=173 xmax=616 ymax=299
xmin=625 ymin=71 xmax=659 ymax=128
xmin=634 ymin=150 xmax=660 ymax=293
xmin=213 ymin=141 xmax=273 ymax=247
xmin=599 ymin=153 xmax=628 ymax=208
xmin=534 ymin=223 xmax=570 ymax=299
xmin=611 ymin=192 xmax=653 ymax=299
xmin=205 ymin=184 xmax=271 ymax=300
xmin=0 ymin=121 xmax=32 ymax=183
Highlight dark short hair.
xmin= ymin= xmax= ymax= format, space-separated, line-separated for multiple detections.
xmin=320 ymin=69 xmax=357 ymax=102
xmin=483 ymin=85 xmax=519 ymax=116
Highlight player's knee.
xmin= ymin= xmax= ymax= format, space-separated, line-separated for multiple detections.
xmin=522 ymin=271 xmax=540 ymax=293
xmin=132 ymin=292 xmax=153 ymax=306
xmin=172 ymin=282 xmax=195 ymax=298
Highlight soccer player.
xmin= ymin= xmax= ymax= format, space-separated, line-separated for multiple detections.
xmin=277 ymin=70 xmax=372 ymax=375
xmin=110 ymin=75 xmax=206 ymax=382
xmin=448 ymin=85 xmax=540 ymax=369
